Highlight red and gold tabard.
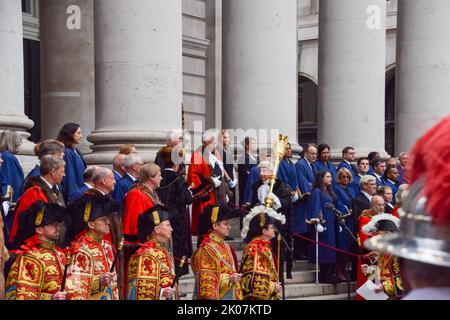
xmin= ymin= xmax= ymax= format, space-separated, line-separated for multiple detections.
xmin=126 ymin=240 xmax=178 ymax=300
xmin=241 ymin=238 xmax=279 ymax=300
xmin=5 ymin=237 xmax=66 ymax=300
xmin=376 ymin=253 xmax=405 ymax=300
xmin=191 ymin=233 xmax=242 ymax=300
xmin=66 ymin=232 xmax=119 ymax=300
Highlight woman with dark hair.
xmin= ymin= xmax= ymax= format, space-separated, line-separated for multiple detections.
xmin=367 ymin=151 xmax=380 ymax=175
xmin=314 ymin=144 xmax=337 ymax=182
xmin=57 ymin=123 xmax=86 ymax=201
xmin=0 ymin=130 xmax=25 ymax=203
xmin=309 ymin=170 xmax=339 ymax=283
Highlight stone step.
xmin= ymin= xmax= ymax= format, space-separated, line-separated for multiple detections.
xmin=179 ymin=283 xmax=356 ymax=300
xmin=178 ymin=270 xmax=319 ymax=294
xmin=288 ymin=293 xmax=357 ymax=301
xmin=283 ymin=282 xmax=356 ymax=299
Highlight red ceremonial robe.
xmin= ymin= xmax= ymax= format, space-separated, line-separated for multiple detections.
xmin=187 ymin=149 xmax=216 ymax=236
xmin=356 ymin=209 xmax=376 ymax=300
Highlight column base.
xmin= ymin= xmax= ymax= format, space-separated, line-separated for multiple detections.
xmin=85 ymin=130 xmax=168 ymax=165
xmin=0 ymin=114 xmax=35 ymax=156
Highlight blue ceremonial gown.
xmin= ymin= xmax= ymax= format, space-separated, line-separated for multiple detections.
xmin=113 ymin=170 xmax=123 ymax=184
xmin=337 ymin=161 xmax=358 ymax=178
xmin=243 ymin=166 xmax=259 ymax=205
xmin=0 ymin=151 xmax=24 ymax=202
xmin=113 ymin=173 xmax=135 ymax=205
xmin=333 ymin=184 xmax=357 ymax=251
xmin=314 ymin=160 xmax=337 ymax=182
xmin=278 ymin=159 xmax=298 ymax=192
xmin=309 ymin=188 xmax=337 ymax=264
xmin=293 ymin=158 xmax=316 ymax=234
xmin=61 ymin=147 xmax=86 ymax=202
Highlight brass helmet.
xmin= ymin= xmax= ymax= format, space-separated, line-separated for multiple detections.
xmin=365 ymin=178 xmax=450 ymax=267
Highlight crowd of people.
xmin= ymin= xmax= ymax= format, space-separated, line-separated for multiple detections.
xmin=0 ymin=121 xmax=449 ymax=301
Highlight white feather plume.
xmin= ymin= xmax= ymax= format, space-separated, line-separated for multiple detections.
xmin=241 ymin=205 xmax=286 ymax=239
xmin=362 ymin=213 xmax=400 ymax=234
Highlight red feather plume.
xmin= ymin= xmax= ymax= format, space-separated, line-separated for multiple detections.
xmin=409 ymin=116 xmax=450 ymax=224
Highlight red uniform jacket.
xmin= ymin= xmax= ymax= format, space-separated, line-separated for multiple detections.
xmin=122 ymin=184 xmax=156 ymax=237
xmin=187 ymin=149 xmax=216 ymax=236
xmin=9 ymin=177 xmax=65 ymax=245
xmin=356 ymin=209 xmax=375 ymax=300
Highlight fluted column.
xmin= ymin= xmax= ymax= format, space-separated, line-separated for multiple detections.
xmin=0 ymin=0 xmax=34 ymax=154
xmin=318 ymin=0 xmax=389 ymax=159
xmin=222 ymin=0 xmax=298 ymax=150
xmin=395 ymin=0 xmax=450 ymax=153
xmin=40 ymin=0 xmax=95 ymax=153
xmin=86 ymin=0 xmax=183 ymax=164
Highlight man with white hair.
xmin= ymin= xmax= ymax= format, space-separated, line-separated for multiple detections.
xmin=188 ymin=130 xmax=233 ymax=237
xmin=155 ymin=129 xmax=185 ymax=175
xmin=352 ymin=175 xmax=377 ymax=221
xmin=113 ymin=153 xmax=144 ymax=205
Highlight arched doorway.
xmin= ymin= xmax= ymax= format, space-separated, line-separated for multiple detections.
xmin=385 ymin=68 xmax=396 ymax=157
xmin=298 ymin=75 xmax=318 ymax=146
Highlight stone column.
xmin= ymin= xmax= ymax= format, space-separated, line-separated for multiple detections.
xmin=222 ymin=0 xmax=299 ymax=151
xmin=86 ymin=0 xmax=182 ymax=164
xmin=395 ymin=0 xmax=450 ymax=153
xmin=0 ymin=0 xmax=34 ymax=154
xmin=40 ymin=0 xmax=95 ymax=154
xmin=318 ymin=0 xmax=389 ymax=159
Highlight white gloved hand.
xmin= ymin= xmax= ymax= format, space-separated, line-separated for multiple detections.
xmin=292 ymin=193 xmax=299 ymax=203
xmin=212 ymin=177 xmax=222 ymax=188
xmin=228 ymin=179 xmax=237 ymax=189
xmin=2 ymin=201 xmax=10 ymax=217
xmin=316 ymin=223 xmax=325 ymax=233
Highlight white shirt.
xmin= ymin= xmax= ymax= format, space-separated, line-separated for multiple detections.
xmin=84 ymin=182 xmax=93 ymax=189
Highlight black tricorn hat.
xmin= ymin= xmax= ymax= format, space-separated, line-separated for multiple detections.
xmin=13 ymin=201 xmax=67 ymax=249
xmin=137 ymin=204 xmax=171 ymax=242
xmin=197 ymin=204 xmax=244 ymax=235
xmin=64 ymin=194 xmax=120 ymax=245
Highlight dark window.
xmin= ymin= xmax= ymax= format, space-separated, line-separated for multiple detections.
xmin=385 ymin=68 xmax=395 ymax=157
xmin=22 ymin=0 xmax=31 ymax=13
xmin=23 ymin=39 xmax=41 ymax=143
xmin=298 ymin=75 xmax=318 ymax=146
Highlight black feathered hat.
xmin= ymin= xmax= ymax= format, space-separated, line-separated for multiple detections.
xmin=64 ymin=194 xmax=120 ymax=245
xmin=13 ymin=201 xmax=66 ymax=249
xmin=137 ymin=204 xmax=171 ymax=242
xmin=197 ymin=204 xmax=244 ymax=235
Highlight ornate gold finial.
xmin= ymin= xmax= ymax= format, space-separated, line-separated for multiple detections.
xmin=264 ymin=134 xmax=289 ymax=209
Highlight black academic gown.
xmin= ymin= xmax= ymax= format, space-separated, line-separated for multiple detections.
xmin=157 ymin=169 xmax=194 ymax=277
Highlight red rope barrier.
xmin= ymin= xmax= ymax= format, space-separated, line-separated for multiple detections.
xmin=292 ymin=232 xmax=362 ymax=258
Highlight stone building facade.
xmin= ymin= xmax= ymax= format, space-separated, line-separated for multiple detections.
xmin=1 ymin=0 xmax=449 ymax=171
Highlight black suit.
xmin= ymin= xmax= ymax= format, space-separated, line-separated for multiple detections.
xmin=352 ymin=192 xmax=371 ymax=224
xmin=237 ymin=153 xmax=258 ymax=206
